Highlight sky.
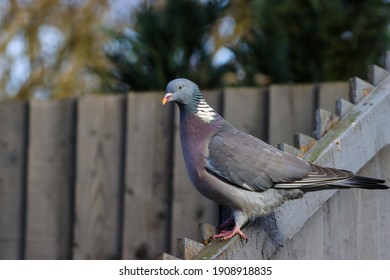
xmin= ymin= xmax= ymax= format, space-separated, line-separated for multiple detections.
xmin=0 ymin=0 xmax=233 ymax=98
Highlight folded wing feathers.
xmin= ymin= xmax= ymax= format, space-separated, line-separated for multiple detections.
xmin=274 ymin=164 xmax=353 ymax=189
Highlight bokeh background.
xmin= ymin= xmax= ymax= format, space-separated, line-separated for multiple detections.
xmin=1 ymin=0 xmax=389 ymax=99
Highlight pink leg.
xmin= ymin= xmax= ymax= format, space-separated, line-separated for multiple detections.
xmin=216 ymin=216 xmax=234 ymax=230
xmin=212 ymin=225 xmax=248 ymax=241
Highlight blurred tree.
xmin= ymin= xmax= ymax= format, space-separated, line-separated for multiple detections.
xmin=0 ymin=0 xmax=110 ymax=99
xmin=216 ymin=0 xmax=390 ymax=85
xmin=98 ymin=0 xmax=234 ymax=92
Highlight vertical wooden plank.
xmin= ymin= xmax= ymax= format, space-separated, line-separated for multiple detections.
xmin=323 ymin=191 xmax=343 ymax=259
xmin=318 ymin=82 xmax=349 ymax=114
xmin=123 ymin=93 xmax=172 ymax=259
xmin=376 ymin=146 xmax=390 ymax=259
xmin=170 ymin=90 xmax=220 ymax=255
xmin=223 ymin=87 xmax=268 ymax=140
xmin=355 ymin=146 xmax=390 ymax=259
xmin=26 ymin=98 xmax=76 ymax=259
xmin=73 ymin=95 xmax=125 ymax=259
xmin=268 ymin=84 xmax=316 ymax=147
xmin=335 ymin=190 xmax=358 ymax=259
xmin=303 ymin=207 xmax=324 ymax=259
xmin=0 ymin=101 xmax=28 ymax=259
xmin=271 ymin=207 xmax=324 ymax=260
xmin=356 ymin=188 xmax=380 ymax=259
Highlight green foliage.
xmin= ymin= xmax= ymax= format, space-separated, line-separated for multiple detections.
xmin=231 ymin=0 xmax=390 ymax=84
xmin=100 ymin=0 xmax=233 ymax=92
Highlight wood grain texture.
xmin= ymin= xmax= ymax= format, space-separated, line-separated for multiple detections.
xmin=269 ymin=84 xmax=316 ymax=147
xmin=170 ymin=90 xmax=221 ymax=256
xmin=336 ymin=99 xmax=354 ymax=118
xmin=177 ymin=237 xmax=204 ymax=260
xmin=0 ymin=101 xmax=28 ymax=259
xmin=275 ymin=146 xmax=390 ymax=260
xmin=355 ymin=145 xmax=390 ymax=259
xmin=26 ymin=98 xmax=76 ymax=259
xmin=313 ymin=109 xmax=339 ymax=140
xmin=294 ymin=133 xmax=318 ymax=152
xmin=73 ymin=95 xmax=125 ymax=259
xmin=349 ymin=77 xmax=374 ymax=104
xmin=318 ymin=82 xmax=349 ymax=114
xmin=223 ymin=87 xmax=268 ymax=140
xmin=122 ymin=93 xmax=172 ymax=259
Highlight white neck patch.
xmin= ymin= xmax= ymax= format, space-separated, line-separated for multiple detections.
xmin=195 ymin=98 xmax=216 ymax=123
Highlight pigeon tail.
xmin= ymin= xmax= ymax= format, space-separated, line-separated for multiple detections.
xmin=298 ymin=175 xmax=388 ymax=192
xmin=329 ymin=175 xmax=388 ymax=190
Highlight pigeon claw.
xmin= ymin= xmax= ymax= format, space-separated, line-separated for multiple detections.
xmin=211 ymin=226 xmax=248 ymax=242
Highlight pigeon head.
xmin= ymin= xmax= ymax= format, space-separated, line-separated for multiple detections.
xmin=162 ymin=78 xmax=200 ymax=107
xmin=162 ymin=78 xmax=217 ymax=122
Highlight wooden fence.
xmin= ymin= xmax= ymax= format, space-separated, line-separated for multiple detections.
xmin=1 ymin=77 xmax=380 ymax=260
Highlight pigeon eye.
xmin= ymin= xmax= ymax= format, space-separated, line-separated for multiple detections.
xmin=178 ymin=85 xmax=184 ymax=90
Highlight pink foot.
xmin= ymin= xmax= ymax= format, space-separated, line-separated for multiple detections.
xmin=212 ymin=226 xmax=248 ymax=241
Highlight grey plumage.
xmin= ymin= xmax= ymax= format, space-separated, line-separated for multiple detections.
xmin=162 ymin=78 xmax=389 ymax=241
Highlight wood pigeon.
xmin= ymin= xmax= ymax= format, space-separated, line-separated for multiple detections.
xmin=162 ymin=78 xmax=388 ymax=241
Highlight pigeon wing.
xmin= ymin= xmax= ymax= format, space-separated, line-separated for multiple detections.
xmin=206 ymin=128 xmax=312 ymax=191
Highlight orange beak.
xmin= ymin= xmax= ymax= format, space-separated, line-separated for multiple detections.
xmin=162 ymin=92 xmax=172 ymax=105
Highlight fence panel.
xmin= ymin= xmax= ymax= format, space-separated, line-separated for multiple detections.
xmin=73 ymin=95 xmax=126 ymax=259
xmin=0 ymin=101 xmax=28 ymax=259
xmin=25 ymin=98 xmax=76 ymax=259
xmin=122 ymin=93 xmax=173 ymax=259
xmin=318 ymin=82 xmax=349 ymax=114
xmin=223 ymin=87 xmax=268 ymax=140
xmin=268 ymin=84 xmax=317 ymax=146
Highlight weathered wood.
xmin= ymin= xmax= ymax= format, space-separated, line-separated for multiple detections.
xmin=302 ymin=207 xmax=325 ymax=259
xmin=355 ymin=146 xmax=390 ymax=259
xmin=122 ymin=93 xmax=172 ymax=260
xmin=269 ymin=84 xmax=316 ymax=146
xmin=170 ymin=90 xmax=220 ymax=255
xmin=275 ymin=145 xmax=390 ymax=260
xmin=157 ymin=252 xmax=181 ymax=260
xmin=318 ymin=82 xmax=349 ymax=114
xmin=324 ymin=189 xmax=359 ymax=259
xmin=336 ymin=99 xmax=354 ymax=118
xmin=73 ymin=95 xmax=126 ymax=259
xmin=349 ymin=77 xmax=374 ymax=104
xmin=177 ymin=238 xmax=205 ymax=260
xmin=277 ymin=143 xmax=303 ymax=158
xmin=198 ymin=223 xmax=217 ymax=245
xmin=0 ymin=101 xmax=28 ymax=259
xmin=368 ymin=65 xmax=390 ymax=85
xmin=192 ymin=74 xmax=390 ymax=260
xmin=223 ymin=87 xmax=268 ymax=140
xmin=313 ymin=109 xmax=339 ymax=140
xmin=271 ymin=207 xmax=325 ymax=259
xmin=26 ymin=98 xmax=76 ymax=259
xmin=294 ymin=133 xmax=317 ymax=153
xmin=374 ymin=146 xmax=390 ymax=259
